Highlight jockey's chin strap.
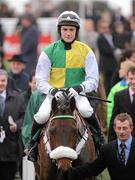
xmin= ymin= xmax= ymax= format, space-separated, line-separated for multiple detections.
xmin=44 ymin=113 xmax=89 ymax=156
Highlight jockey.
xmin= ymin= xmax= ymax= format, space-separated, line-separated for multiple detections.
xmin=28 ymin=11 xmax=103 ymax=162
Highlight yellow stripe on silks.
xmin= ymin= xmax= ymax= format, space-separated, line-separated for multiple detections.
xmin=49 ymin=68 xmax=65 ymax=88
xmin=66 ymin=41 xmax=91 ymax=68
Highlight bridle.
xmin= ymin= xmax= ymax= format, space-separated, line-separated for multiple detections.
xmin=44 ymin=90 xmax=89 ymax=167
xmin=50 ymin=115 xmax=76 ymax=122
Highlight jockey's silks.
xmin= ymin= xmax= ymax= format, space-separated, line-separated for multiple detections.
xmin=44 ymin=40 xmax=92 ymax=88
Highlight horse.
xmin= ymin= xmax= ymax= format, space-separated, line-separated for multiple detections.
xmin=35 ymin=91 xmax=96 ymax=180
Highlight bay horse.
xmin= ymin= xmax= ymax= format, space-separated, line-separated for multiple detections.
xmin=35 ymin=91 xmax=96 ymax=180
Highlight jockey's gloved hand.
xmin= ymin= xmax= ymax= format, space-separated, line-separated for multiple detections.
xmin=68 ymin=85 xmax=84 ymax=99
xmin=49 ymin=88 xmax=65 ymax=100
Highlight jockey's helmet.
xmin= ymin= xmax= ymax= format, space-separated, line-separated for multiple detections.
xmin=57 ymin=11 xmax=80 ymax=29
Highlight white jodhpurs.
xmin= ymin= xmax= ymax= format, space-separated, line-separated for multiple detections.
xmin=74 ymin=94 xmax=93 ymax=118
xmin=34 ymin=94 xmax=93 ymax=124
xmin=34 ymin=94 xmax=53 ymax=124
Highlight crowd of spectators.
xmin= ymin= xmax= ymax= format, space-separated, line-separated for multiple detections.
xmin=0 ymin=1 xmax=135 ymax=180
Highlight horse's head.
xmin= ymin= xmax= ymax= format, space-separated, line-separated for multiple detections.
xmin=46 ymin=90 xmax=78 ymax=171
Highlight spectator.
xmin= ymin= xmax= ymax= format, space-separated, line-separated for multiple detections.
xmin=40 ymin=2 xmax=53 ymax=17
xmin=130 ymin=48 xmax=135 ymax=63
xmin=21 ymin=71 xmax=36 ymax=108
xmin=24 ymin=3 xmax=33 ymax=14
xmin=111 ymin=7 xmax=130 ymax=31
xmin=97 ymin=19 xmax=117 ymax=95
xmin=82 ymin=19 xmax=99 ymax=52
xmin=0 ymin=51 xmax=5 ymax=70
xmin=21 ymin=89 xmax=45 ymax=180
xmin=0 ymin=3 xmax=14 ymax=17
xmin=63 ymin=113 xmax=135 ymax=180
xmin=108 ymin=66 xmax=135 ymax=141
xmin=111 ymin=49 xmax=134 ymax=87
xmin=0 ymin=52 xmax=19 ymax=92
xmin=0 ymin=69 xmax=25 ymax=180
xmin=8 ymin=54 xmax=29 ymax=92
xmin=17 ymin=71 xmax=36 ymax=179
xmin=113 ymin=21 xmax=130 ymax=51
xmin=0 ymin=23 xmax=4 ymax=54
xmin=129 ymin=16 xmax=135 ymax=48
xmin=20 ymin=13 xmax=39 ymax=74
xmin=107 ymin=60 xmax=134 ymax=128
xmin=22 ymin=90 xmax=45 ymax=150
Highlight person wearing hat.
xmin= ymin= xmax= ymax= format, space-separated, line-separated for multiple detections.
xmin=8 ymin=54 xmax=29 ymax=92
xmin=20 ymin=13 xmax=39 ymax=75
xmin=27 ymin=11 xmax=103 ymax=162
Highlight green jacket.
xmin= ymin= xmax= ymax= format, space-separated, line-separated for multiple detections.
xmin=21 ymin=90 xmax=45 ymax=148
xmin=107 ymin=80 xmax=128 ymax=128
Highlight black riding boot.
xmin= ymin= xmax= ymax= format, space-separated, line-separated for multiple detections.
xmin=27 ymin=120 xmax=42 ymax=162
xmin=84 ymin=113 xmax=105 ymax=151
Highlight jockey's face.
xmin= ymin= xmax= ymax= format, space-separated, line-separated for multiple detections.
xmin=60 ymin=26 xmax=76 ymax=43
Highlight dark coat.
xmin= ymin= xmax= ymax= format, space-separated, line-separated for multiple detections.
xmin=0 ymin=90 xmax=25 ymax=162
xmin=0 ymin=24 xmax=4 ymax=48
xmin=71 ymin=138 xmax=135 ymax=180
xmin=97 ymin=34 xmax=117 ymax=73
xmin=21 ymin=24 xmax=39 ymax=74
xmin=7 ymin=76 xmax=20 ymax=92
xmin=108 ymin=88 xmax=135 ymax=141
xmin=112 ymin=32 xmax=130 ymax=50
xmin=8 ymin=71 xmax=29 ymax=92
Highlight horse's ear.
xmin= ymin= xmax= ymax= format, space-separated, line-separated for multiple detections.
xmin=52 ymin=98 xmax=58 ymax=113
xmin=70 ymin=97 xmax=76 ymax=112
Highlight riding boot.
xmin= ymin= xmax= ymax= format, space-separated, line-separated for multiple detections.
xmin=27 ymin=120 xmax=42 ymax=162
xmin=84 ymin=113 xmax=105 ymax=151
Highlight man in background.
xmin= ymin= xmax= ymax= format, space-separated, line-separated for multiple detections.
xmin=9 ymin=54 xmax=29 ymax=92
xmin=62 ymin=113 xmax=135 ymax=180
xmin=0 ymin=69 xmax=25 ymax=180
